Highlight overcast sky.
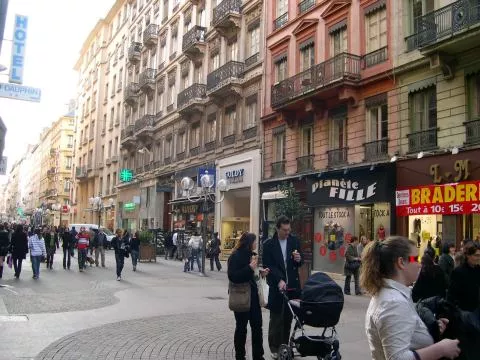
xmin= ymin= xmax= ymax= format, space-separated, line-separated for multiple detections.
xmin=0 ymin=0 xmax=115 ymax=182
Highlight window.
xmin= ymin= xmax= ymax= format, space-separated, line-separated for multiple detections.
xmin=64 ymin=179 xmax=71 ymax=192
xmin=106 ymin=175 xmax=111 ymax=194
xmin=366 ymin=103 xmax=388 ymax=142
xmin=112 ymin=75 xmax=117 ymax=96
xmin=330 ymin=26 xmax=347 ymax=56
xmin=224 ymin=106 xmax=236 ymax=136
xmin=99 ymin=177 xmax=103 ymax=195
xmin=245 ymin=95 xmax=257 ymax=129
xmin=171 ymin=32 xmax=177 ymax=55
xmin=194 ymin=64 xmax=203 ymax=83
xmin=276 ymin=0 xmax=288 ymax=17
xmin=168 ymin=84 xmax=175 ymax=105
xmin=365 ymin=7 xmax=387 ymax=53
xmin=150 ymin=51 xmax=156 ymax=69
xmin=206 ymin=114 xmax=216 ymax=142
xmin=114 ymin=137 xmax=119 ymax=155
xmin=118 ymin=68 xmax=123 ymax=90
xmin=467 ymin=73 xmax=480 ymax=120
xmin=299 ymin=126 xmax=313 ymax=156
xmin=273 ymin=130 xmax=286 ymax=162
xmin=177 ymin=132 xmax=186 ymax=153
xmin=101 ymin=145 xmax=105 ymax=161
xmin=116 ymin=102 xmax=121 ymax=124
xmin=409 ymin=87 xmax=437 ymax=132
xmin=67 ymin=135 xmax=74 ymax=147
xmin=182 ymin=74 xmax=190 ymax=90
xmin=65 ymin=157 xmax=73 ymax=169
xmin=165 ymin=138 xmax=172 ymax=157
xmin=160 ymin=43 xmax=167 ymax=62
xmin=108 ymin=141 xmax=112 ymax=157
xmin=110 ymin=107 xmax=115 ymax=126
xmin=197 ymin=7 xmax=206 ymax=27
xmin=103 ymin=114 xmax=107 ymax=131
xmin=248 ymin=26 xmax=260 ymax=56
xmin=227 ymin=41 xmax=238 ymax=61
xmin=104 ymin=83 xmax=109 ymax=101
xmin=329 ymin=114 xmax=346 ymax=149
xmin=274 ymin=55 xmax=288 ymax=83
xmin=191 ymin=123 xmax=201 ymax=148
xmin=300 ymin=40 xmax=315 ymax=71
xmin=113 ymin=172 xmax=117 ymax=188
xmin=157 ymin=91 xmax=164 ymax=112
xmin=163 ymin=0 xmax=168 ymax=19
xmin=410 ymin=0 xmax=434 ymax=34
xmin=210 ymin=53 xmax=220 ymax=71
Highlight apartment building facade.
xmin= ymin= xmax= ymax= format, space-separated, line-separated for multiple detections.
xmin=118 ymin=0 xmax=263 ymax=238
xmin=73 ymin=0 xmax=129 ymax=228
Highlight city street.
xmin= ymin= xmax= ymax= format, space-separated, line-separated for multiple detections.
xmin=0 ymin=251 xmax=370 ymax=360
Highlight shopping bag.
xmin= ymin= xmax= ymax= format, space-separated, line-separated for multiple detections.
xmin=257 ymin=274 xmax=269 ymax=308
xmin=7 ymin=255 xmax=12 ymax=269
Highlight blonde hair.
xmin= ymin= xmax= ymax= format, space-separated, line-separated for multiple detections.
xmin=360 ymin=236 xmax=415 ymax=296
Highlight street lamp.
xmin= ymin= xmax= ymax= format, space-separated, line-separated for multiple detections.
xmin=89 ymin=196 xmax=103 ymax=228
xmin=180 ymin=170 xmax=228 ymax=275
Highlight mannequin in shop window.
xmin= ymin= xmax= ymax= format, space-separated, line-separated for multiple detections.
xmin=377 ymin=225 xmax=386 ymax=241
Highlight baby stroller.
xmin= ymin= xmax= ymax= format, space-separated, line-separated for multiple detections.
xmin=278 ymin=272 xmax=344 ymax=360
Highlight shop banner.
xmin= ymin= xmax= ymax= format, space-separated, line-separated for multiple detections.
xmin=396 ymin=181 xmax=480 ymax=216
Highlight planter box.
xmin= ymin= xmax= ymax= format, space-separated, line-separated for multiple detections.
xmin=139 ymin=243 xmax=156 ymax=262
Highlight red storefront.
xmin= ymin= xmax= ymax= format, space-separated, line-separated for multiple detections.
xmin=396 ymin=149 xmax=480 ymax=249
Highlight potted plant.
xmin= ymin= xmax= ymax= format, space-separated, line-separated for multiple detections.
xmin=138 ymin=230 xmax=156 ymax=262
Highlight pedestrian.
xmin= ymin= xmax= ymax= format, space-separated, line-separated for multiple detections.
xmin=164 ymin=231 xmax=173 ymax=260
xmin=130 ymin=231 xmax=140 ymax=271
xmin=0 ymin=224 xmax=10 ymax=279
xmin=412 ymin=253 xmax=447 ymax=303
xmin=76 ymin=226 xmax=90 ymax=272
xmin=209 ymin=232 xmax=222 ymax=271
xmin=91 ymin=228 xmax=106 ymax=267
xmin=61 ymin=227 xmax=73 ymax=270
xmin=438 ymin=241 xmax=455 ymax=286
xmin=360 ymin=236 xmax=460 ymax=360
xmin=28 ymin=228 xmax=47 ymax=280
xmin=44 ymin=226 xmax=59 ymax=270
xmin=228 ymin=232 xmax=268 ymax=360
xmin=10 ymin=224 xmax=28 ymax=278
xmin=111 ymin=229 xmax=128 ymax=280
xmin=447 ymin=241 xmax=480 ymax=312
xmin=344 ymin=236 xmax=361 ymax=296
xmin=188 ymin=231 xmax=203 ymax=272
xmin=172 ymin=230 xmax=178 ymax=260
xmin=262 ymin=215 xmax=303 ymax=359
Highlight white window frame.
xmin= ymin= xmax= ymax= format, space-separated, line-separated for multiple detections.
xmin=273 ymin=131 xmax=286 ymax=162
xmin=410 ymin=87 xmax=437 ymax=132
xmin=329 ymin=116 xmax=346 ymax=150
xmin=365 ymin=8 xmax=387 ymax=53
xmin=366 ymin=103 xmax=388 ymax=142
xmin=299 ymin=125 xmax=313 ymax=156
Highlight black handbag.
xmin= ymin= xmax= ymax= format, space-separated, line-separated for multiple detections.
xmin=345 ymin=260 xmax=361 ymax=271
xmin=228 ymin=282 xmax=251 ymax=312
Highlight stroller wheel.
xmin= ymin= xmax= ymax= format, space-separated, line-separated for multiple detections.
xmin=278 ymin=344 xmax=293 ymax=360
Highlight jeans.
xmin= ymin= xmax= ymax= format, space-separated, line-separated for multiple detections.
xmin=78 ymin=249 xmax=87 ymax=270
xmin=234 ymin=289 xmax=264 ymax=360
xmin=268 ymin=305 xmax=293 ymax=354
xmin=13 ymin=257 xmax=23 ymax=277
xmin=190 ymin=248 xmax=201 ymax=271
xmin=131 ymin=249 xmax=139 ymax=267
xmin=46 ymin=248 xmax=55 ymax=269
xmin=63 ymin=248 xmax=71 ymax=269
xmin=115 ymin=252 xmax=124 ymax=277
xmin=344 ymin=268 xmax=361 ymax=295
xmin=210 ymin=254 xmax=222 ymax=271
xmin=95 ymin=246 xmax=105 ymax=266
xmin=31 ymin=255 xmax=42 ymax=278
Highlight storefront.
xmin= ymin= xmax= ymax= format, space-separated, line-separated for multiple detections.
xmin=306 ymin=164 xmax=396 ymax=273
xmin=139 ymin=176 xmax=173 ymax=230
xmin=396 ymin=149 xmax=480 ymax=250
xmin=116 ymin=182 xmax=140 ymax=232
xmin=215 ymin=149 xmax=261 ymax=260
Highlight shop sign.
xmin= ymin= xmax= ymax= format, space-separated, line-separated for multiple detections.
xmin=177 ymin=204 xmax=199 ymax=214
xmin=396 ymin=180 xmax=480 ymax=216
xmin=198 ymin=167 xmax=216 ymax=187
xmin=430 ymin=160 xmax=470 ymax=184
xmin=225 ymin=168 xmax=245 ymax=184
xmin=120 ymin=168 xmax=134 ymax=183
xmin=123 ymin=203 xmax=136 ymax=211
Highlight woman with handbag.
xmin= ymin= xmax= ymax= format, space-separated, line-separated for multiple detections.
xmin=344 ymin=235 xmax=361 ymax=295
xmin=228 ymin=232 xmax=269 ymax=360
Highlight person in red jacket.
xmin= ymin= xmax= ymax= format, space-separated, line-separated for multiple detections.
xmin=76 ymin=227 xmax=90 ymax=272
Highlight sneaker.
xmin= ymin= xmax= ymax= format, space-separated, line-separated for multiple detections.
xmin=79 ymin=269 xmax=83 ymax=272
xmin=117 ymin=276 xmax=121 ymax=281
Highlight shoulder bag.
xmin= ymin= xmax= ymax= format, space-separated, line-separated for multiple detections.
xmin=228 ymin=281 xmax=251 ymax=312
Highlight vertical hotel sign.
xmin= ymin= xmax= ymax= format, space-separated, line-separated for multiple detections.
xmin=9 ymin=15 xmax=28 ymax=84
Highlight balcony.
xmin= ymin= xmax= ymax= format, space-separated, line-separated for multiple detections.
xmin=46 ymin=189 xmax=57 ymax=198
xmin=128 ymin=42 xmax=142 ymax=64
xmin=407 ymin=128 xmax=438 ymax=153
xmin=223 ymin=134 xmax=235 ymax=146
xmin=271 ymin=160 xmax=286 ymax=177
xmin=177 ymin=83 xmax=207 ymax=116
xmin=143 ymin=23 xmax=159 ymax=48
xmin=136 ymin=166 xmax=144 ymax=175
xmin=87 ymin=163 xmax=93 ymax=172
xmin=177 ymin=152 xmax=186 ymax=161
xmin=120 ymin=124 xmax=136 ymax=147
xmin=243 ymin=126 xmax=257 ymax=140
xmin=190 ymin=146 xmax=200 ymax=156
xmin=245 ymin=53 xmax=259 ymax=68
xmin=212 ymin=0 xmax=242 ymax=36
xmin=271 ymin=52 xmax=361 ymax=109
xmin=124 ymin=82 xmax=140 ymax=105
xmin=296 ymin=154 xmax=314 ymax=172
xmin=205 ymin=140 xmax=216 ymax=152
xmin=106 ymin=158 xmax=112 ymax=166
xmin=364 ymin=139 xmax=389 ymax=162
xmin=465 ymin=119 xmax=480 ymax=145
xmin=134 ymin=114 xmax=156 ymax=140
xmin=274 ymin=12 xmax=288 ymax=30
xmin=164 ymin=156 xmax=171 ymax=165
xmin=299 ymin=0 xmax=316 ymax=14
xmin=144 ymin=162 xmax=154 ymax=172
xmin=96 ymin=162 xmax=104 ymax=170
xmin=362 ymin=46 xmax=388 ymax=68
xmin=406 ymin=0 xmax=480 ymax=53
xmin=76 ymin=166 xmax=87 ymax=179
xmin=139 ymin=68 xmax=157 ymax=93
xmin=182 ymin=26 xmax=207 ymax=61
xmin=111 ymin=155 xmax=119 ymax=163
xmin=327 ymin=147 xmax=348 ymax=167
xmin=206 ymin=61 xmax=244 ymax=98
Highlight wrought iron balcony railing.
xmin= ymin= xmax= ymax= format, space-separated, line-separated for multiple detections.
xmin=271 ymin=52 xmax=361 ymax=108
xmin=271 ymin=160 xmax=286 ymax=177
xmin=139 ymin=68 xmax=157 ymax=90
xmin=406 ymin=0 xmax=480 ymax=51
xmin=274 ymin=12 xmax=288 ymax=30
xmin=177 ymin=83 xmax=206 ymax=109
xmin=212 ymin=0 xmax=241 ymax=27
xmin=205 ymin=140 xmax=216 ymax=152
xmin=465 ymin=119 xmax=480 ymax=145
xmin=121 ymin=124 xmax=135 ymax=140
xmin=296 ymin=154 xmax=314 ymax=172
xmin=407 ymin=128 xmax=438 ymax=153
xmin=363 ymin=46 xmax=388 ymax=68
xmin=182 ymin=25 xmax=206 ymax=52
xmin=124 ymin=82 xmax=139 ymax=103
xmin=364 ymin=139 xmax=389 ymax=161
xmin=223 ymin=134 xmax=235 ymax=146
xmin=243 ymin=126 xmax=257 ymax=140
xmin=134 ymin=114 xmax=155 ymax=133
xmin=206 ymin=61 xmax=244 ymax=91
xmin=245 ymin=52 xmax=259 ymax=68
xmin=143 ymin=23 xmax=159 ymax=46
xmin=327 ymin=147 xmax=348 ymax=167
xmin=128 ymin=42 xmax=142 ymax=62
xmin=299 ymin=0 xmax=315 ymax=14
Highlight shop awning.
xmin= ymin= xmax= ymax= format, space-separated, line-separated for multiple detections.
xmin=261 ymin=191 xmax=287 ymax=200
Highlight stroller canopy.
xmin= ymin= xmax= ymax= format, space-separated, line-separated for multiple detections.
xmin=302 ymin=272 xmax=344 ymax=304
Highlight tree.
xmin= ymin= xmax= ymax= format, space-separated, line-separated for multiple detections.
xmin=274 ymin=182 xmax=305 ymax=233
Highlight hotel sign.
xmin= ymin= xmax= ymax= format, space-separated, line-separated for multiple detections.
xmin=9 ymin=15 xmax=28 ymax=84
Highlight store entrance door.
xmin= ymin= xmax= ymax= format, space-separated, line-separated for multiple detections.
xmin=443 ymin=215 xmax=456 ymax=244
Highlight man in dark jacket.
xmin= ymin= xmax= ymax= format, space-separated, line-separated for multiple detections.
xmin=0 ymin=224 xmax=10 ymax=278
xmin=262 ymin=215 xmax=303 ymax=358
xmin=91 ymin=229 xmax=106 ymax=267
xmin=61 ymin=229 xmax=74 ymax=270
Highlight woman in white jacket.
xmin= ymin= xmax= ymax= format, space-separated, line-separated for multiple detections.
xmin=28 ymin=228 xmax=46 ymax=279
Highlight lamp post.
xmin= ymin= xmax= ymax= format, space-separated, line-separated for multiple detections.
xmin=89 ymin=196 xmax=103 ymax=228
xmin=180 ymin=170 xmax=228 ymax=275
